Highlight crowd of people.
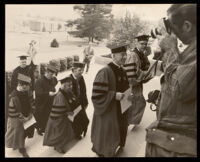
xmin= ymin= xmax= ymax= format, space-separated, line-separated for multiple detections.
xmin=5 ymin=4 xmax=196 ymax=158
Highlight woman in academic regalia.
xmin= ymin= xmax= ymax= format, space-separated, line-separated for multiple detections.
xmin=5 ymin=74 xmax=33 ymax=157
xmin=43 ymin=76 xmax=77 ymax=153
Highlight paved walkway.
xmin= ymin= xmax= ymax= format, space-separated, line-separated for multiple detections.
xmin=5 ymin=60 xmax=161 ymax=157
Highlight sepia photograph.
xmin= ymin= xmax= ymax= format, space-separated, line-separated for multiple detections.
xmin=5 ymin=3 xmax=197 ymax=157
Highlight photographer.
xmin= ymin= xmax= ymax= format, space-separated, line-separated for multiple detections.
xmin=145 ymin=4 xmax=196 ymax=157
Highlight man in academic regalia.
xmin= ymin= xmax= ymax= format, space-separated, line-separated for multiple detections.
xmin=91 ymin=43 xmax=130 ymax=157
xmin=34 ymin=64 xmax=58 ymax=135
xmin=5 ymin=74 xmax=33 ymax=157
xmin=123 ymin=34 xmax=151 ymax=130
xmin=11 ymin=55 xmax=36 ymax=92
xmin=69 ymin=62 xmax=89 ymax=139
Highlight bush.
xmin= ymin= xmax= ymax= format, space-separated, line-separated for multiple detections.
xmin=73 ymin=55 xmax=79 ymax=62
xmin=40 ymin=63 xmax=48 ymax=76
xmin=66 ymin=57 xmax=73 ymax=69
xmin=50 ymin=39 xmax=59 ymax=48
xmin=60 ymin=58 xmax=68 ymax=72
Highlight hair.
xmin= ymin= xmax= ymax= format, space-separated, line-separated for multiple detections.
xmin=46 ymin=68 xmax=55 ymax=74
xmin=167 ymin=4 xmax=196 ymax=28
xmin=18 ymin=80 xmax=29 ymax=86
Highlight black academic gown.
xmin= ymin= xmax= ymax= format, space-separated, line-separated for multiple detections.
xmin=108 ymin=62 xmax=130 ymax=147
xmin=70 ymin=74 xmax=89 ymax=137
xmin=10 ymin=61 xmax=36 ymax=91
xmin=34 ymin=75 xmax=57 ymax=132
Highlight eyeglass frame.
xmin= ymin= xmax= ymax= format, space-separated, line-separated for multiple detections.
xmin=163 ymin=17 xmax=172 ymax=35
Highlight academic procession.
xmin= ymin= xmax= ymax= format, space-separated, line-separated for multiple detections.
xmin=5 ymin=4 xmax=196 ymax=157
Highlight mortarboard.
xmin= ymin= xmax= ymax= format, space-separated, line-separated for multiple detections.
xmin=17 ymin=73 xmax=31 ymax=84
xmin=47 ymin=64 xmax=58 ymax=73
xmin=17 ymin=55 xmax=30 ymax=60
xmin=59 ymin=75 xmax=72 ymax=84
xmin=135 ymin=35 xmax=150 ymax=41
xmin=107 ymin=42 xmax=128 ymax=54
xmin=72 ymin=62 xmax=85 ymax=68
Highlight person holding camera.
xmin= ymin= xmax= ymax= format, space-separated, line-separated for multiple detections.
xmin=145 ymin=4 xmax=196 ymax=157
xmin=123 ymin=34 xmax=151 ymax=130
xmin=5 ymin=74 xmax=33 ymax=157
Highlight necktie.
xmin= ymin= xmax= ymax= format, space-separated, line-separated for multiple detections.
xmin=75 ymin=79 xmax=80 ymax=98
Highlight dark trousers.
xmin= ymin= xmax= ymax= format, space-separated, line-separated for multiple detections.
xmin=117 ymin=106 xmax=128 ymax=147
xmin=85 ymin=61 xmax=90 ymax=72
xmin=72 ymin=109 xmax=89 ymax=137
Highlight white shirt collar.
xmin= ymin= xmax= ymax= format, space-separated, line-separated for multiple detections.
xmin=112 ymin=61 xmax=121 ymax=68
xmin=72 ymin=73 xmax=77 ymax=80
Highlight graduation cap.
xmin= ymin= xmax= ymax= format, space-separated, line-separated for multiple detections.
xmin=107 ymin=42 xmax=128 ymax=54
xmin=46 ymin=64 xmax=58 ymax=73
xmin=135 ymin=34 xmax=150 ymax=41
xmin=59 ymin=75 xmax=72 ymax=84
xmin=17 ymin=73 xmax=31 ymax=84
xmin=72 ymin=62 xmax=85 ymax=68
xmin=17 ymin=55 xmax=30 ymax=60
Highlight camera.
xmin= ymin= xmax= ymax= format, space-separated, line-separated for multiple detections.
xmin=151 ymin=18 xmax=171 ymax=39
xmin=150 ymin=18 xmax=172 ymax=60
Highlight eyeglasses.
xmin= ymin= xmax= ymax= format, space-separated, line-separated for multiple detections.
xmin=163 ymin=17 xmax=172 ymax=35
xmin=140 ymin=42 xmax=148 ymax=46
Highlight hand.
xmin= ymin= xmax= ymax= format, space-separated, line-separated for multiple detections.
xmin=158 ymin=34 xmax=178 ymax=52
xmin=49 ymin=91 xmax=56 ymax=96
xmin=142 ymin=75 xmax=153 ymax=84
xmin=115 ymin=92 xmax=125 ymax=101
xmin=128 ymin=93 xmax=135 ymax=101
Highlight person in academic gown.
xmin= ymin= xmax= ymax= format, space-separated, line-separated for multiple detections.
xmin=43 ymin=76 xmax=75 ymax=154
xmin=5 ymin=74 xmax=33 ymax=157
xmin=69 ymin=62 xmax=89 ymax=139
xmin=91 ymin=43 xmax=130 ymax=157
xmin=34 ymin=64 xmax=58 ymax=135
xmin=123 ymin=34 xmax=151 ymax=129
xmin=10 ymin=55 xmax=37 ymax=92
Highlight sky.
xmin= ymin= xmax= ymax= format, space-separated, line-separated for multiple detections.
xmin=6 ymin=4 xmax=171 ymax=21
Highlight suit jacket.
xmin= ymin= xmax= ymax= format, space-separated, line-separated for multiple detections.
xmin=69 ymin=74 xmax=88 ymax=108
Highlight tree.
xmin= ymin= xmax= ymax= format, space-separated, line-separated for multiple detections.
xmin=66 ymin=4 xmax=114 ymax=42
xmin=108 ymin=11 xmax=151 ymax=48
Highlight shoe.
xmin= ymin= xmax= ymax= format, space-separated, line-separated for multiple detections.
xmin=54 ymin=147 xmax=65 ymax=154
xmin=83 ymin=128 xmax=87 ymax=137
xmin=75 ymin=135 xmax=82 ymax=140
xmin=19 ymin=148 xmax=30 ymax=157
xmin=37 ymin=128 xmax=43 ymax=136
xmin=21 ymin=151 xmax=30 ymax=157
